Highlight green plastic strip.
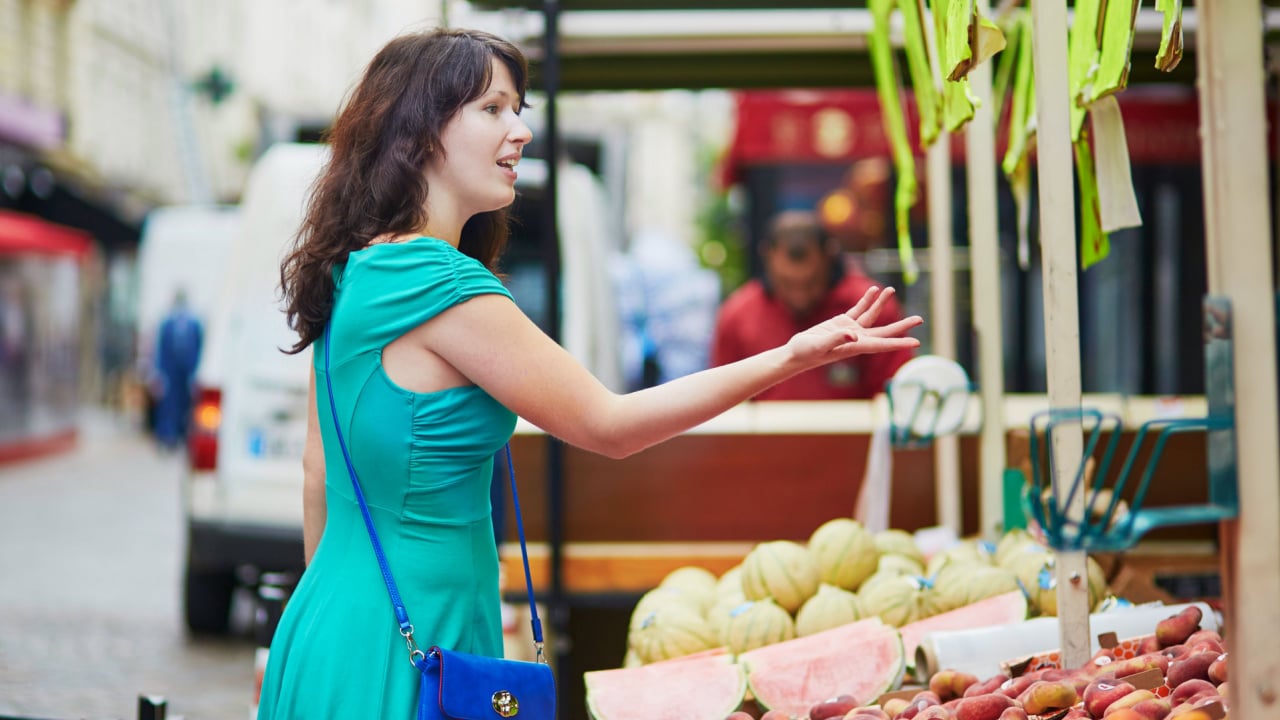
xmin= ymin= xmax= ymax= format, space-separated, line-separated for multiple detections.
xmin=1074 ymin=126 xmax=1110 ymax=269
xmin=898 ymin=0 xmax=942 ymax=148
xmin=1089 ymin=0 xmax=1140 ymax=104
xmin=869 ymin=0 xmax=919 ymax=284
xmin=1001 ymin=12 xmax=1035 ymax=269
xmin=1066 ymin=0 xmax=1102 ymax=142
xmin=1154 ymin=0 xmax=1184 ymax=71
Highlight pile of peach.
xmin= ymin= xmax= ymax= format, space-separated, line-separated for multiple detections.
xmin=789 ymin=605 xmax=1228 ymax=720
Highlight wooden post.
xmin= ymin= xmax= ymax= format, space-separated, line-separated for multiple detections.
xmin=924 ymin=1 xmax=961 ymax=534
xmin=929 ymin=127 xmax=962 ymax=534
xmin=1197 ymin=5 xmax=1280 ymax=718
xmin=967 ymin=0 xmax=1008 ymax=540
xmin=1030 ymin=0 xmax=1091 ymax=668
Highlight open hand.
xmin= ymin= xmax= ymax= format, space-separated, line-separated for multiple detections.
xmin=784 ymin=286 xmax=923 ymax=369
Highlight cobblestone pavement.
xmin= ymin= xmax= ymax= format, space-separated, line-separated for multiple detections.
xmin=0 ymin=410 xmax=257 ymax=720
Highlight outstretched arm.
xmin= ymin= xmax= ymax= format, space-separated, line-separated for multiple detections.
xmin=421 ymin=286 xmax=921 ymax=459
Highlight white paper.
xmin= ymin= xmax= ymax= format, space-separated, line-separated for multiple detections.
xmin=854 ymin=419 xmax=894 ymax=533
xmin=1090 ymin=95 xmax=1144 ymax=233
xmin=914 ymin=601 xmax=1219 ymax=681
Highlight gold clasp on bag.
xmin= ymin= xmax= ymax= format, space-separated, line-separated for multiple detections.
xmin=491 ymin=690 xmax=519 ymax=717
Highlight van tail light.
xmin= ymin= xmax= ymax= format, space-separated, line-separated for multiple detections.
xmin=188 ymin=386 xmax=221 ymax=471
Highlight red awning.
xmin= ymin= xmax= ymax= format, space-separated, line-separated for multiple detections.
xmin=0 ymin=210 xmax=92 ymax=258
xmin=718 ymin=85 xmax=1254 ymax=188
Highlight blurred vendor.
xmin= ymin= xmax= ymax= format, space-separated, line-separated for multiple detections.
xmin=710 ymin=209 xmax=913 ymax=400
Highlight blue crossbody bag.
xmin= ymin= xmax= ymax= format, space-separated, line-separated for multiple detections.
xmin=323 ymin=325 xmax=556 ymax=719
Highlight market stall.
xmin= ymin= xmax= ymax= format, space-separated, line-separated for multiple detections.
xmin=461 ymin=2 xmax=1279 ymax=718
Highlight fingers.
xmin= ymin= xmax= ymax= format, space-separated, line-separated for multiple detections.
xmin=861 ymin=314 xmax=924 ymax=338
xmin=856 ymin=286 xmax=897 ymax=327
xmin=844 ymin=286 xmax=882 ymax=319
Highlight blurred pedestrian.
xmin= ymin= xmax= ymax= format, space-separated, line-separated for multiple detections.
xmin=710 ymin=209 xmax=915 ymax=400
xmin=152 ymin=289 xmax=202 ymax=449
xmin=264 ymin=27 xmax=921 ymax=719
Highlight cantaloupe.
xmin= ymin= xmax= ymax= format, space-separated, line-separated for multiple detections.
xmin=716 ymin=565 xmax=744 ymax=599
xmin=1012 ymin=552 xmax=1108 ymax=616
xmin=807 ymin=518 xmax=879 ymax=592
xmin=933 ymin=564 xmax=1021 ymax=611
xmin=721 ymin=598 xmax=795 ymax=655
xmin=658 ymin=565 xmax=718 ymax=614
xmin=795 ymin=584 xmax=863 ymax=637
xmin=858 ymin=574 xmax=939 ymax=627
xmin=706 ymin=590 xmax=748 ymax=644
xmin=877 ymin=553 xmax=926 ymax=577
xmin=874 ymin=529 xmax=924 ymax=566
xmin=629 ymin=586 xmax=701 ymax=628
xmin=741 ymin=540 xmax=820 ymax=614
xmin=628 ymin=605 xmax=718 ymax=664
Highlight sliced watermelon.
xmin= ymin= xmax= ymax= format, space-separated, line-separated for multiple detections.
xmin=739 ymin=617 xmax=905 ymax=717
xmin=585 ymin=648 xmax=747 ymax=720
xmin=898 ymin=590 xmax=1029 ymax=672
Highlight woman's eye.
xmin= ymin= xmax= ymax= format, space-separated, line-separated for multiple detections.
xmin=484 ymin=104 xmax=500 ymax=114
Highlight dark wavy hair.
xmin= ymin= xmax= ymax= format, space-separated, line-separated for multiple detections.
xmin=280 ymin=28 xmax=530 ymax=354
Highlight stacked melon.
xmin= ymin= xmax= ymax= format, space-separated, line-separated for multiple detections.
xmin=622 ymin=522 xmax=1114 ymax=667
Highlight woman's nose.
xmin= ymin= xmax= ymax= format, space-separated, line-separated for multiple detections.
xmin=510 ymin=116 xmax=533 ymax=145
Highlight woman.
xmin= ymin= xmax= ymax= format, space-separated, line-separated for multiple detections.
xmin=261 ymin=27 xmax=922 ymax=718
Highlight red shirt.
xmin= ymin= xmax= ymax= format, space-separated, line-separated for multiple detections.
xmin=710 ymin=270 xmax=914 ymax=400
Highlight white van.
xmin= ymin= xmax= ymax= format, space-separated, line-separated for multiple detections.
xmin=181 ymin=142 xmax=622 ymax=634
xmin=182 ymin=143 xmax=324 ymax=633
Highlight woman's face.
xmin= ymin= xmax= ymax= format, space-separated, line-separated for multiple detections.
xmin=425 ymin=59 xmax=532 ymax=220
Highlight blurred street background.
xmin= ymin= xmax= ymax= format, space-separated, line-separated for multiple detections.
xmin=0 ymin=409 xmax=255 ymax=720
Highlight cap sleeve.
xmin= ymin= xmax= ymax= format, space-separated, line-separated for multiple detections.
xmin=330 ymin=237 xmax=513 ymax=357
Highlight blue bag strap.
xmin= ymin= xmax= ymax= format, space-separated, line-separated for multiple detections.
xmin=321 ymin=324 xmax=546 ymax=665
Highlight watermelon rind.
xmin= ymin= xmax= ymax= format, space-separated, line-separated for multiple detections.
xmin=585 ymin=649 xmax=747 ymax=720
xmin=739 ymin=617 xmax=906 ymax=717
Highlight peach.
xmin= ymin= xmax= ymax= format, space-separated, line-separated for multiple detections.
xmin=997 ymin=709 xmax=1029 ymax=720
xmin=810 ymin=694 xmax=859 ymax=719
xmin=1160 ymin=644 xmax=1193 ymax=662
xmin=1105 ymin=689 xmax=1157 ymax=715
xmin=1106 ymin=711 xmax=1149 ymax=720
xmin=1138 ymin=634 xmax=1162 ymax=654
xmin=953 ymin=693 xmax=1016 ymax=720
xmin=1017 ymin=680 xmax=1079 ymax=715
xmin=761 ymin=712 xmax=791 ymax=720
xmin=1084 ymin=678 xmax=1138 ymax=717
xmin=1112 ymin=654 xmax=1170 ymax=680
xmin=1167 ymin=651 xmax=1219 ymax=687
xmin=997 ymin=675 xmax=1036 ymax=699
xmin=1183 ymin=630 xmax=1222 ymax=650
xmin=930 ymin=670 xmax=981 ymax=702
xmin=964 ymin=675 xmax=1010 ymax=698
xmin=1170 ymin=679 xmax=1217 ymax=707
xmin=915 ymin=707 xmax=954 ymax=720
xmin=1128 ymin=697 xmax=1173 ymax=719
xmin=898 ymin=693 xmax=942 ymax=720
xmin=844 ymin=709 xmax=891 ymax=720
xmin=1156 ymin=606 xmax=1203 ymax=648
xmin=725 ymin=713 xmax=754 ymax=720
xmin=881 ymin=698 xmax=910 ymax=717
xmin=1214 ymin=681 xmax=1229 ymax=698
xmin=1207 ymin=653 xmax=1228 ymax=685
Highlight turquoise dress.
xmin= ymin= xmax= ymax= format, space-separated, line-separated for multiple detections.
xmin=258 ymin=237 xmax=518 ymax=719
